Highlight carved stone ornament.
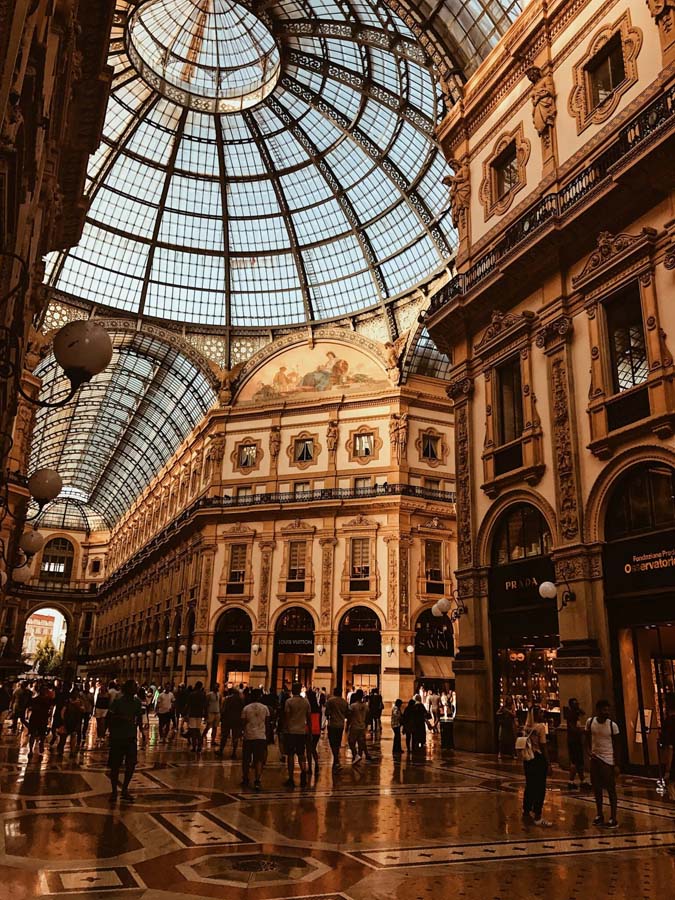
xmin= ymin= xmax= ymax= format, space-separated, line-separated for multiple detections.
xmin=346 ymin=514 xmax=377 ymax=528
xmin=389 ymin=413 xmax=408 ymax=464
xmin=572 ymin=229 xmax=657 ymax=290
xmin=535 ymin=316 xmax=573 ymax=350
xmin=455 ymin=405 xmax=473 ymax=567
xmin=526 ymin=66 xmax=557 ymax=138
xmin=479 ymin=123 xmax=531 ymax=221
xmin=447 ymin=377 xmax=473 ymax=402
xmin=442 ymin=158 xmax=471 ymax=236
xmin=474 ymin=310 xmax=536 ymax=358
xmin=550 ymin=357 xmax=580 ymax=539
xmin=383 ymin=330 xmax=410 ymax=385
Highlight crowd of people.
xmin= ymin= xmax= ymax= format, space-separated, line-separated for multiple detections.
xmin=2 ymin=677 xmax=674 ymax=824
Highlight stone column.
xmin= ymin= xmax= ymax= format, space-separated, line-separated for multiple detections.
xmin=252 ymin=540 xmax=275 ymax=682
xmin=316 ymin=536 xmax=337 ymax=688
xmin=537 ymin=317 xmax=606 ymax=762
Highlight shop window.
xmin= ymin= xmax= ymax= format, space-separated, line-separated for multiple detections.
xmin=350 ymin=537 xmax=371 ymax=591
xmin=40 ymin=538 xmax=75 ymax=580
xmin=286 ymin=541 xmax=307 ymax=592
xmin=295 ymin=438 xmax=314 ymax=463
xmin=238 ymin=443 xmax=257 ymax=468
xmin=587 ymin=33 xmax=625 ymax=109
xmin=354 ymin=433 xmax=374 ymax=458
xmin=492 ymin=504 xmax=552 ymax=565
xmin=425 ymin=540 xmax=444 ymax=594
xmin=606 ymin=465 xmax=675 ymax=540
xmin=605 ymin=286 xmax=648 ymax=394
xmin=227 ymin=544 xmax=247 ymax=594
xmin=494 ymin=142 xmax=518 ymax=200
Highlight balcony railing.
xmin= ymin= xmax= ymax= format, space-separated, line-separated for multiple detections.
xmin=15 ymin=578 xmax=99 ymax=594
xmin=428 ymin=82 xmax=675 ymax=318
xmin=103 ymin=482 xmax=457 ymax=588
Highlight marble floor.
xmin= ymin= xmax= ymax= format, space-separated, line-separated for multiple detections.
xmin=0 ymin=723 xmax=673 ymax=899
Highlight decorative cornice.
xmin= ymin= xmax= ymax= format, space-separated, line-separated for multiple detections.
xmin=535 ymin=315 xmax=574 ymax=351
xmin=572 ymin=228 xmax=657 ymax=291
xmin=474 ymin=310 xmax=536 ymax=358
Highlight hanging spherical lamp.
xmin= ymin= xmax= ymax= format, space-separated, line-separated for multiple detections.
xmin=28 ymin=468 xmax=63 ymax=503
xmin=53 ymin=321 xmax=113 ymax=388
xmin=19 ymin=529 xmax=44 ymax=556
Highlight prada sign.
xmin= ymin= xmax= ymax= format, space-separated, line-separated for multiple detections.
xmin=604 ymin=529 xmax=675 ymax=596
xmin=489 ymin=557 xmax=556 ymax=613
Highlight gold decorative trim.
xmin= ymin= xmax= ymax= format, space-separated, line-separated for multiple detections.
xmin=479 ymin=123 xmax=531 ymax=222
xmin=568 ymin=11 xmax=643 ymax=135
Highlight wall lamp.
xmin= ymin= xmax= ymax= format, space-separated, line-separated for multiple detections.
xmin=539 ymin=579 xmax=576 ymax=611
xmin=251 ymin=643 xmax=262 ymax=655
xmin=178 ymin=644 xmax=187 ymax=654
xmin=316 ymin=643 xmax=326 ymax=656
xmin=385 ymin=641 xmax=395 ymax=657
xmin=406 ymin=644 xmax=415 ymax=655
xmin=191 ymin=643 xmax=201 ymax=655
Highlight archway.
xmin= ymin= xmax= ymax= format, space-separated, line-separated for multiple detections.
xmin=602 ymin=462 xmax=675 ymax=772
xmin=212 ymin=608 xmax=252 ymax=690
xmin=488 ymin=503 xmax=558 ymax=728
xmin=273 ymin=606 xmax=315 ymax=693
xmin=21 ymin=607 xmax=68 ymax=674
xmin=414 ymin=607 xmax=455 ymax=694
xmin=337 ymin=606 xmax=381 ymax=695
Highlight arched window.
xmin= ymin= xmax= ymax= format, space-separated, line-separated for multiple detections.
xmin=606 ymin=464 xmax=675 ymax=540
xmin=216 ymin=608 xmax=252 ymax=632
xmin=492 ymin=504 xmax=552 ymax=566
xmin=276 ymin=607 xmax=314 ymax=632
xmin=40 ymin=538 xmax=75 ymax=580
xmin=339 ymin=606 xmax=381 ymax=632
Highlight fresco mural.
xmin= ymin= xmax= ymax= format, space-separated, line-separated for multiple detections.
xmin=237 ymin=342 xmax=388 ymax=403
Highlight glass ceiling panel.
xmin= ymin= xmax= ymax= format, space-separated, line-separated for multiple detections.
xmin=29 ymin=331 xmax=217 ymax=525
xmin=46 ymin=0 xmax=521 ymax=327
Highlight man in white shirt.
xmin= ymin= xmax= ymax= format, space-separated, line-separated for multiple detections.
xmin=586 ymin=699 xmax=621 ymax=828
xmin=155 ymin=686 xmax=175 ymax=742
xmin=203 ymin=684 xmax=221 ymax=746
xmin=240 ymin=688 xmax=270 ymax=790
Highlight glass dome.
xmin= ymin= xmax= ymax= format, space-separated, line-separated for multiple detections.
xmin=127 ymin=0 xmax=282 ymax=113
xmin=45 ymin=0 xmax=519 ymax=329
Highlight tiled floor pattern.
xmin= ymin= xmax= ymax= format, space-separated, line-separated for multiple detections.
xmin=0 ymin=725 xmax=674 ymax=899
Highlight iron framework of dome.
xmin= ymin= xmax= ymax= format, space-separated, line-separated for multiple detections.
xmin=45 ymin=0 xmax=522 ymax=330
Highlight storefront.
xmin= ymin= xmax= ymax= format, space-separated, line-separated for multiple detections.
xmin=337 ymin=606 xmax=381 ymax=694
xmin=414 ymin=608 xmax=455 ymax=694
xmin=489 ymin=504 xmax=560 ymax=725
xmin=273 ymin=606 xmax=315 ymax=692
xmin=604 ymin=463 xmax=675 ymax=772
xmin=211 ymin=608 xmax=252 ymax=688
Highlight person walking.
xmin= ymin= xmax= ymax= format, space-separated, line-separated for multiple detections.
xmin=203 ymin=684 xmax=220 ymax=746
xmin=306 ymin=689 xmax=321 ymax=777
xmin=107 ymin=680 xmax=142 ymax=803
xmin=59 ymin=689 xmax=85 ymax=757
xmin=410 ymin=694 xmax=431 ymax=753
xmin=217 ymin=688 xmax=244 ymax=758
xmin=428 ymin=690 xmax=441 ymax=733
xmin=522 ymin=705 xmax=553 ymax=827
xmin=347 ymin=689 xmax=372 ymax=763
xmin=0 ymin=681 xmax=12 ymax=733
xmin=80 ymin=687 xmax=94 ymax=748
xmin=391 ymin=698 xmax=403 ymax=757
xmin=186 ymin=681 xmax=207 ymax=753
xmin=282 ymin=682 xmax=311 ymax=788
xmin=586 ymin=699 xmax=620 ymax=828
xmin=564 ymin=698 xmax=589 ymax=790
xmin=497 ymin=695 xmax=518 ymax=760
xmin=156 ymin=685 xmax=175 ymax=742
xmin=401 ymin=698 xmax=415 ymax=754
xmin=325 ymin=687 xmax=349 ymax=770
xmin=240 ymin=688 xmax=270 ymax=790
xmin=368 ymin=688 xmax=383 ymax=734
xmin=27 ymin=684 xmax=53 ymax=758
xmin=94 ymin=684 xmax=110 ymax=744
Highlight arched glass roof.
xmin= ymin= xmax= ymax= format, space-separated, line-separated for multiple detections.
xmin=45 ymin=0 xmax=521 ymax=329
xmin=28 ymin=330 xmax=217 ymax=526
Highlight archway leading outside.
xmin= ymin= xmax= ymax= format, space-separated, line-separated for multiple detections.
xmin=22 ymin=607 xmax=67 ymax=674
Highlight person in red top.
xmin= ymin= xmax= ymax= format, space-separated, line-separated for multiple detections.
xmin=305 ymin=689 xmax=321 ymax=777
xmin=27 ymin=684 xmax=54 ymax=758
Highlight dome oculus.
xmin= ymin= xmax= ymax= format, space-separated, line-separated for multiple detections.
xmin=127 ymin=0 xmax=281 ymax=113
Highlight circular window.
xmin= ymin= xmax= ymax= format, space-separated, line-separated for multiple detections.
xmin=127 ymin=0 xmax=281 ymax=113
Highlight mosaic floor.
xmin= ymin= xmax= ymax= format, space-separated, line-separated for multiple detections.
xmin=0 ymin=723 xmax=674 ymax=899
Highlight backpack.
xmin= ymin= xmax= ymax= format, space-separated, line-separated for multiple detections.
xmin=515 ymin=728 xmax=535 ymax=761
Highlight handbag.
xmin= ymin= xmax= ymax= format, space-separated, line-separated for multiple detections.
xmin=516 ymin=729 xmax=535 ymax=761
